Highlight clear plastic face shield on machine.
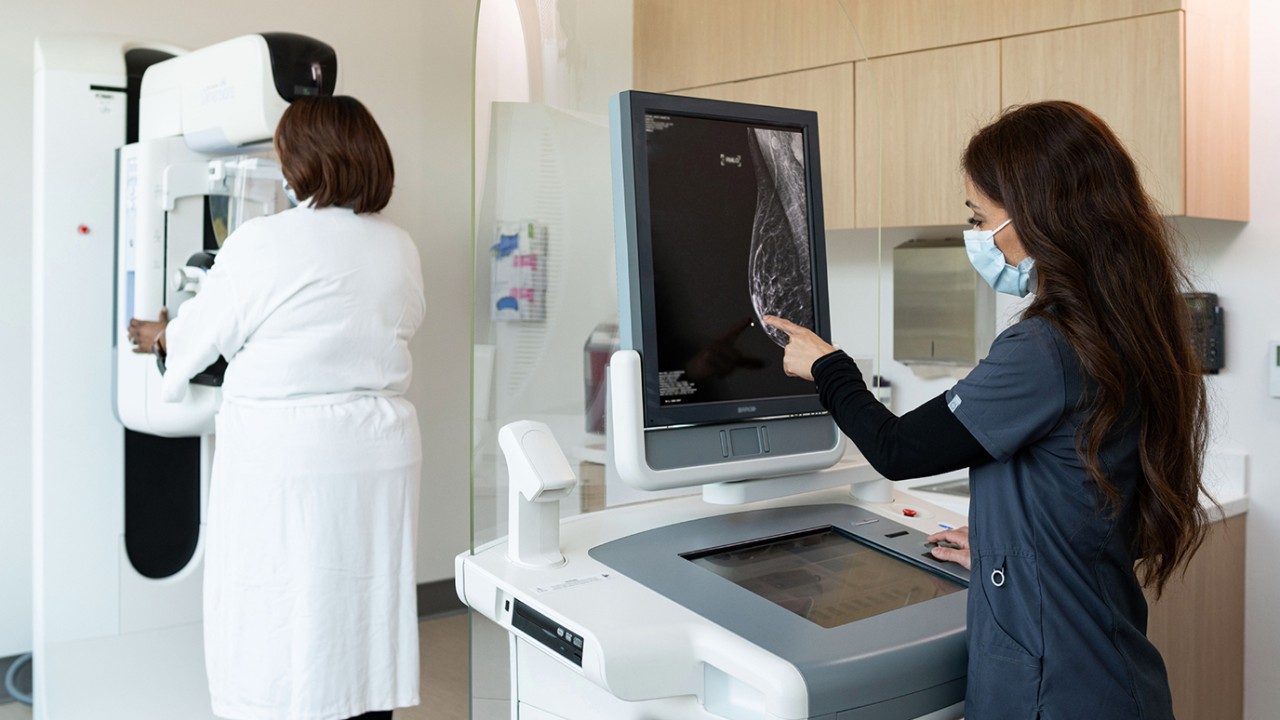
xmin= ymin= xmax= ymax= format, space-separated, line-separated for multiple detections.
xmin=207 ymin=156 xmax=294 ymax=245
xmin=170 ymin=156 xmax=292 ymax=295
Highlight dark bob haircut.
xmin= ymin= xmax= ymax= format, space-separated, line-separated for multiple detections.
xmin=274 ymin=95 xmax=394 ymax=214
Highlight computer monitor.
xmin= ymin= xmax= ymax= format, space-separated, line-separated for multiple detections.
xmin=609 ymin=91 xmax=843 ymax=490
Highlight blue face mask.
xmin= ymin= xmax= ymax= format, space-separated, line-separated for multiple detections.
xmin=963 ymin=218 xmax=1035 ymax=297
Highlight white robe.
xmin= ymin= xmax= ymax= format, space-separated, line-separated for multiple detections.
xmin=162 ymin=203 xmax=426 ymax=720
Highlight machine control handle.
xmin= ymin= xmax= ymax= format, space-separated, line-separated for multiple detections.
xmin=518 ymin=429 xmax=576 ymax=495
xmin=500 ymin=421 xmax=578 ymax=568
xmin=171 ymin=266 xmax=206 ymax=294
xmin=170 ymin=251 xmax=218 ymax=294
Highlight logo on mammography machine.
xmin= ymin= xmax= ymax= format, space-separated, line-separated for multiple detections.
xmin=200 ymin=79 xmax=236 ymax=106
xmin=719 ymin=153 xmax=742 ymax=167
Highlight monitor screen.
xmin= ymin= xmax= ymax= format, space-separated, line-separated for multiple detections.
xmin=684 ymin=528 xmax=963 ymax=629
xmin=614 ymin=91 xmax=834 ymax=431
xmin=641 ymin=110 xmax=821 ymax=413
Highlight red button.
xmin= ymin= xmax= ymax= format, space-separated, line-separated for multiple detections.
xmin=902 ymin=508 xmax=918 ymax=517
xmin=77 ymin=224 xmax=90 ymax=235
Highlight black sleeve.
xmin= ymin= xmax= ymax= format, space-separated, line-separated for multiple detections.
xmin=811 ymin=350 xmax=993 ymax=480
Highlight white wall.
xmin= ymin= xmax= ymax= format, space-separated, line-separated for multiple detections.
xmin=0 ymin=0 xmax=477 ymax=657
xmin=827 ymin=3 xmax=1280 ymax=714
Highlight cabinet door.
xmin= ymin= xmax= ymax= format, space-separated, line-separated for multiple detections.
xmin=855 ymin=42 xmax=1001 ymax=228
xmin=1146 ymin=514 xmax=1246 ymax=719
xmin=681 ymin=64 xmax=856 ymax=229
xmin=844 ymin=0 xmax=1180 ymax=58
xmin=1001 ymin=13 xmax=1184 ymax=215
xmin=634 ymin=0 xmax=857 ymax=92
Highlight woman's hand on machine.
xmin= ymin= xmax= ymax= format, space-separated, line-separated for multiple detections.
xmin=128 ymin=307 xmax=169 ymax=355
xmin=762 ymin=315 xmax=837 ymax=382
xmin=925 ymin=527 xmax=971 ymax=570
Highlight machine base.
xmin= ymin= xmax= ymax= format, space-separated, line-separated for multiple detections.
xmin=37 ymin=622 xmax=214 ymax=720
xmin=515 ymin=638 xmax=733 ymax=719
xmin=512 ymin=638 xmax=965 ymax=720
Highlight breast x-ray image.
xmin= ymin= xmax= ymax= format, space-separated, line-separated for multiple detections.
xmin=748 ymin=127 xmax=815 ymax=347
xmin=643 ymin=112 xmax=817 ymax=408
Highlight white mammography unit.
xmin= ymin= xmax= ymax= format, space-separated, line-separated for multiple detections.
xmin=457 ymin=92 xmax=970 ymax=720
xmin=32 ymin=32 xmax=335 ymax=719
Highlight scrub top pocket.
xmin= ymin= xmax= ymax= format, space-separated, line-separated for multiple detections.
xmin=966 ymin=553 xmax=1044 ymax=720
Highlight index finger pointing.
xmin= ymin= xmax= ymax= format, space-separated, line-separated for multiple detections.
xmin=762 ymin=315 xmax=803 ymax=336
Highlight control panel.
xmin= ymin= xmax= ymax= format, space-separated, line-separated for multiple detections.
xmin=511 ymin=599 xmax=585 ymax=667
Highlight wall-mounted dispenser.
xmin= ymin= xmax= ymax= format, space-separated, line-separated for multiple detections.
xmin=893 ymin=239 xmax=996 ymax=367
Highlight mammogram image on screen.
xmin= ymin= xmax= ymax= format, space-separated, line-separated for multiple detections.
xmin=644 ymin=112 xmax=818 ymax=408
xmin=748 ymin=128 xmax=814 ymax=347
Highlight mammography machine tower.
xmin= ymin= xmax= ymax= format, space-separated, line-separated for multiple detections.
xmin=32 ymin=32 xmax=335 ymax=719
xmin=458 ymin=92 xmax=971 ymax=720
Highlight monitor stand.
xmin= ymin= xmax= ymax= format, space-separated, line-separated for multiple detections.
xmin=701 ymin=461 xmax=891 ymax=505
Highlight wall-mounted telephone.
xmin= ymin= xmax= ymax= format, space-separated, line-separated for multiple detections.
xmin=1183 ymin=292 xmax=1224 ymax=374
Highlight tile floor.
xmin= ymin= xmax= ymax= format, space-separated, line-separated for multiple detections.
xmin=0 ymin=612 xmax=471 ymax=720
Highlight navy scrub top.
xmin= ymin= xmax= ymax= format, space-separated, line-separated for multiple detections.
xmin=946 ymin=316 xmax=1174 ymax=720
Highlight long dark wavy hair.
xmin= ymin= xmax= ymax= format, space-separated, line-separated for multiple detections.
xmin=963 ymin=101 xmax=1210 ymax=596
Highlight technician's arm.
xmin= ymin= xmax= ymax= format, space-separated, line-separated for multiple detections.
xmin=811 ymin=350 xmax=992 ymax=480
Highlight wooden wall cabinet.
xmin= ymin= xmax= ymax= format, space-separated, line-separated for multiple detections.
xmin=1147 ymin=514 xmax=1247 ymax=720
xmin=1003 ymin=10 xmax=1248 ymax=221
xmin=854 ymin=42 xmax=1001 ymax=229
xmin=633 ymin=0 xmax=1185 ymax=90
xmin=634 ymin=0 xmax=1248 ymax=229
xmin=634 ymin=1 xmax=857 ymax=93
xmin=679 ymin=64 xmax=856 ymax=229
xmin=844 ymin=0 xmax=1181 ymax=59
xmin=1002 ymin=13 xmax=1185 ymax=216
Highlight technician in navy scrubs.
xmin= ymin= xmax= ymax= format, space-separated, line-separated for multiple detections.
xmin=765 ymin=101 xmax=1213 ymax=720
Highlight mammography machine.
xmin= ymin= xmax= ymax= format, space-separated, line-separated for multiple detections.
xmin=457 ymin=92 xmax=970 ymax=719
xmin=32 ymin=32 xmax=334 ymax=719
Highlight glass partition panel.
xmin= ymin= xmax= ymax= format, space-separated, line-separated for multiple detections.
xmin=468 ymin=2 xmax=885 ymax=717
xmin=472 ymin=0 xmax=641 ymax=556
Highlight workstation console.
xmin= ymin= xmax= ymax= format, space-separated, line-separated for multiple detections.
xmin=457 ymin=90 xmax=969 ymax=720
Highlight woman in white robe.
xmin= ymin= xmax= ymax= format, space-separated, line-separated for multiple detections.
xmin=129 ymin=96 xmax=424 ymax=720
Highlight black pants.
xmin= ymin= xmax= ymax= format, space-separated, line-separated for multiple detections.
xmin=347 ymin=712 xmax=391 ymax=720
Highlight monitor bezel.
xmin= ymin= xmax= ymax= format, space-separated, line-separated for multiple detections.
xmin=618 ymin=91 xmax=833 ymax=429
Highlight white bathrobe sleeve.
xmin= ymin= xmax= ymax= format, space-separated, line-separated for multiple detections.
xmin=159 ymin=233 xmax=253 ymax=402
